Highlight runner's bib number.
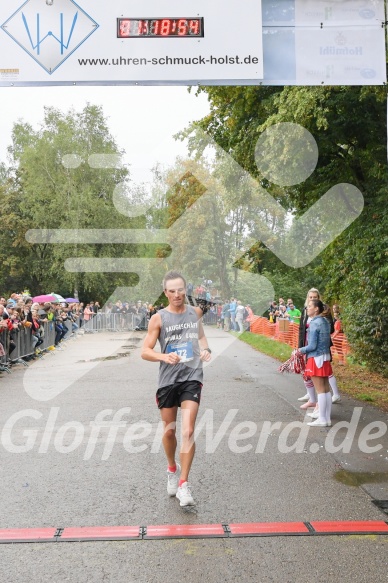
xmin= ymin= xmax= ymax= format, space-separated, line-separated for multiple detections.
xmin=167 ymin=341 xmax=194 ymax=362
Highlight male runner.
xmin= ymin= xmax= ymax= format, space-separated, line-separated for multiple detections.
xmin=141 ymin=270 xmax=212 ymax=506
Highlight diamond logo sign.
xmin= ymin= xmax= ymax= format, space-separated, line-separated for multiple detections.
xmin=1 ymin=0 xmax=98 ymax=74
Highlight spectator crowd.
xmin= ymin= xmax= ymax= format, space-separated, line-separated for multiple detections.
xmin=1 ymin=282 xmax=344 ymax=373
xmin=267 ymin=297 xmax=302 ymax=324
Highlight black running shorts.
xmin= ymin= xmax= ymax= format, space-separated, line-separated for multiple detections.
xmin=156 ymin=380 xmax=202 ymax=409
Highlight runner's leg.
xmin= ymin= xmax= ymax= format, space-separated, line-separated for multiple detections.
xmin=160 ymin=406 xmax=178 ymax=467
xmin=180 ymin=400 xmax=199 ymax=482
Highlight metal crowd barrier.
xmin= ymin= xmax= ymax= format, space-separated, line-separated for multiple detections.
xmin=0 ymin=328 xmax=10 ymax=368
xmin=40 ymin=321 xmax=56 ymax=350
xmin=7 ymin=326 xmax=34 ymax=365
xmin=83 ymin=312 xmax=142 ymax=333
xmin=0 ymin=320 xmax=57 ymax=370
xmin=202 ymin=310 xmax=218 ymax=325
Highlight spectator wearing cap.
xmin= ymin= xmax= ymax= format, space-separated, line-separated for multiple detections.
xmin=5 ymin=300 xmax=16 ymax=317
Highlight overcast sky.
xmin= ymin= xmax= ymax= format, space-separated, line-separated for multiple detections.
xmin=0 ymin=85 xmax=210 ymax=184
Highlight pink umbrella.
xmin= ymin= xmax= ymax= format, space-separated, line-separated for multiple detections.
xmin=32 ymin=294 xmax=56 ymax=303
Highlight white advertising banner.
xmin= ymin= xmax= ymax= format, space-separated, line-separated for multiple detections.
xmin=0 ymin=0 xmax=263 ymax=85
xmin=295 ymin=26 xmax=385 ymax=84
xmin=0 ymin=0 xmax=385 ymax=86
xmin=294 ymin=0 xmax=384 ymax=26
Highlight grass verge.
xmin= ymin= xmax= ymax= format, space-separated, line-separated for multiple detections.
xmin=233 ymin=331 xmax=388 ymax=413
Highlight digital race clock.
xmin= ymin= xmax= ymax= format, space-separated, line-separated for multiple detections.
xmin=117 ymin=18 xmax=204 ymax=38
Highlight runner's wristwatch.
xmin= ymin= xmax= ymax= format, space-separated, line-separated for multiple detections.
xmin=202 ymin=347 xmax=211 ymax=353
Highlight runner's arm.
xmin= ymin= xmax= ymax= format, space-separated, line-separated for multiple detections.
xmin=141 ymin=313 xmax=180 ymax=365
xmin=194 ymin=307 xmax=212 ymax=361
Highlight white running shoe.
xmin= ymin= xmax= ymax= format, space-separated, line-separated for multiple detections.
xmin=332 ymin=395 xmax=341 ymax=403
xmin=297 ymin=394 xmax=309 ymax=402
xmin=167 ymin=463 xmax=181 ymax=496
xmin=307 ymin=410 xmax=319 ymax=419
xmin=176 ymin=482 xmax=195 ymax=507
xmin=307 ymin=419 xmax=331 ymax=427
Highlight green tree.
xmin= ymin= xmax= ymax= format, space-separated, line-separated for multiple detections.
xmin=182 ymin=85 xmax=387 ymax=374
xmin=0 ymin=104 xmax=150 ymax=301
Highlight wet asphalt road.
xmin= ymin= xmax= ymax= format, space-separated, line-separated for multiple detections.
xmin=0 ymin=327 xmax=387 ymax=582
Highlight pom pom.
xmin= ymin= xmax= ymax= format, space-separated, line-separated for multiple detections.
xmin=278 ymin=351 xmax=306 ymax=375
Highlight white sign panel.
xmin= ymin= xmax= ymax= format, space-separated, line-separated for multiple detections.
xmin=295 ymin=26 xmax=385 ymax=84
xmin=295 ymin=0 xmax=384 ymax=26
xmin=0 ymin=0 xmax=263 ymax=84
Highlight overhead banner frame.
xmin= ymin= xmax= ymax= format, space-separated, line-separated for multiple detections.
xmin=0 ymin=0 xmax=386 ymax=87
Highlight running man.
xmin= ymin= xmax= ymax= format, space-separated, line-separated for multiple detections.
xmin=141 ymin=270 xmax=212 ymax=506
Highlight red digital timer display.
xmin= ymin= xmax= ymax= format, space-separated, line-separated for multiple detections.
xmin=117 ymin=18 xmax=204 ymax=38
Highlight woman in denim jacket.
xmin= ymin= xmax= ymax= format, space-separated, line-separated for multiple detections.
xmin=297 ymin=288 xmax=320 ymax=410
xmin=298 ymin=299 xmax=333 ymax=427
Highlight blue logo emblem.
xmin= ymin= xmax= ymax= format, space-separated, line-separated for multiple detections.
xmin=1 ymin=0 xmax=98 ymax=74
xmin=360 ymin=68 xmax=376 ymax=79
xmin=358 ymin=9 xmax=375 ymax=19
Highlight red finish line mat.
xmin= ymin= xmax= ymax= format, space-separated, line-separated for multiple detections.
xmin=0 ymin=528 xmax=57 ymax=543
xmin=60 ymin=526 xmax=141 ymax=541
xmin=228 ymin=522 xmax=310 ymax=536
xmin=0 ymin=521 xmax=387 ymax=544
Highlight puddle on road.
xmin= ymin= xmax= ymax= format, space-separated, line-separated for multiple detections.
xmin=180 ymin=505 xmax=198 ymax=515
xmin=77 ymin=352 xmax=130 ymax=363
xmin=334 ymin=469 xmax=388 ymax=487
